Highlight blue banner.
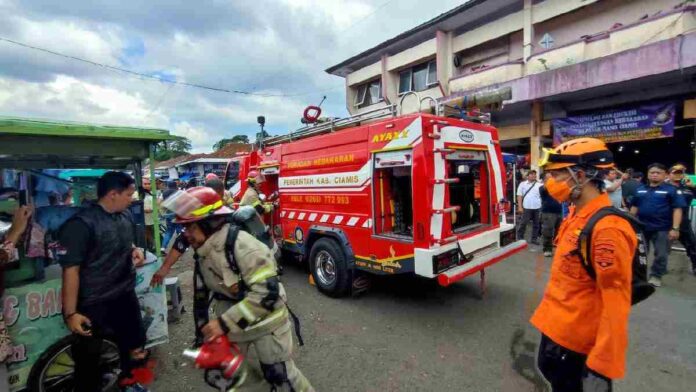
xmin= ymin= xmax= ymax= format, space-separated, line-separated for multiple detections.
xmin=553 ymin=102 xmax=676 ymax=145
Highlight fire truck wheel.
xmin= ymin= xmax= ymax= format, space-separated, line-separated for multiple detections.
xmin=309 ymin=237 xmax=351 ymax=297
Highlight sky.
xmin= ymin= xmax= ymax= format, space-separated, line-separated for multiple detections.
xmin=0 ymin=0 xmax=466 ymax=152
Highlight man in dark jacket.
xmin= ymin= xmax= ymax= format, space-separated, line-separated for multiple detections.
xmin=59 ymin=171 xmax=149 ymax=392
xmin=667 ymin=163 xmax=696 ymax=275
xmin=540 ymin=172 xmax=563 ymax=257
xmin=630 ymin=163 xmax=686 ymax=287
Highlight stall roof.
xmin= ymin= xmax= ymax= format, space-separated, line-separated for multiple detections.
xmin=0 ymin=116 xmax=175 ymax=169
xmin=0 ymin=117 xmax=173 ymax=140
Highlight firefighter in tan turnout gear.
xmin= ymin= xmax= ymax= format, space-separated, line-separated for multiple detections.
xmin=240 ymin=170 xmax=273 ymax=214
xmin=166 ymin=187 xmax=314 ymax=391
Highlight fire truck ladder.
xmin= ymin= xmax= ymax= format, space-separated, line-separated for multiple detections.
xmin=262 ymin=92 xmax=440 ymax=146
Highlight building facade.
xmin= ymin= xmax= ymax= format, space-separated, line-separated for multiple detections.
xmin=327 ymin=0 xmax=696 ymax=171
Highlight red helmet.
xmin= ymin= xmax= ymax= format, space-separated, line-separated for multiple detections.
xmin=247 ymin=170 xmax=262 ymax=184
xmin=164 ymin=186 xmax=233 ymax=224
xmin=205 ymin=173 xmax=220 ymax=181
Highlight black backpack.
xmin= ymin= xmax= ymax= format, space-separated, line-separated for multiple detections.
xmin=574 ymin=207 xmax=655 ymax=305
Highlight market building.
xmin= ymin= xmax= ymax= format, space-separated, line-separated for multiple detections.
xmin=326 ymin=0 xmax=696 ymax=171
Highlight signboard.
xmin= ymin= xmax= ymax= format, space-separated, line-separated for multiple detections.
xmin=3 ymin=258 xmax=167 ymax=391
xmin=552 ymin=102 xmax=676 ymax=145
xmin=3 ymin=279 xmax=67 ymax=390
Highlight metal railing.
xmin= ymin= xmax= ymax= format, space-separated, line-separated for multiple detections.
xmin=262 ymin=92 xmax=441 ymax=147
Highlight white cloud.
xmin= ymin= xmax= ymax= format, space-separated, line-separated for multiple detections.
xmin=0 ymin=75 xmax=168 ymax=126
xmin=172 ymin=121 xmax=211 ymax=152
xmin=281 ymin=0 xmax=373 ymax=29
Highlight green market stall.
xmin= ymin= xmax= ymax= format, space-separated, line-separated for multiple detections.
xmin=0 ymin=117 xmax=174 ymax=392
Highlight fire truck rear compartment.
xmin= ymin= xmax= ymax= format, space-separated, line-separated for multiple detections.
xmin=373 ymin=166 xmax=413 ymax=240
xmin=447 ymin=159 xmax=490 ymax=233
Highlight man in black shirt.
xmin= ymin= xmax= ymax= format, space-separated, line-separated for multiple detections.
xmin=622 ymin=171 xmax=643 ymax=208
xmin=539 ymin=172 xmax=563 ymax=257
xmin=59 ymin=171 xmax=149 ymax=392
xmin=668 ymin=164 xmax=696 ymax=275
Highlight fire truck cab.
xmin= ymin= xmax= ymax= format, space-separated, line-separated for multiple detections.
xmin=225 ymin=111 xmax=526 ymax=297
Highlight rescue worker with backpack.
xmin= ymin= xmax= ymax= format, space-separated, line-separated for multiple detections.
xmin=531 ymin=138 xmax=654 ymax=392
xmin=164 ymin=187 xmax=314 ymax=391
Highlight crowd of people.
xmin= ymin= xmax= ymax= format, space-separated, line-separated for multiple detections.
xmin=516 ymin=160 xmax=696 ymax=286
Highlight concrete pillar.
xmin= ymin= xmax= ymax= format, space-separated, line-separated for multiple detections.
xmin=345 ymin=77 xmax=354 ymax=115
xmin=381 ymin=54 xmax=399 ymax=107
xmin=530 ymin=101 xmax=543 ymax=171
xmin=523 ymin=0 xmax=534 ymax=64
xmin=436 ymin=30 xmax=453 ymax=96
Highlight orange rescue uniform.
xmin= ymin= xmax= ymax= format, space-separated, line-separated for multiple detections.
xmin=530 ymin=193 xmax=635 ymax=379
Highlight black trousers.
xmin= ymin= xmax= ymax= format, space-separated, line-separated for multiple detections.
xmin=537 ymin=334 xmax=613 ymax=392
xmin=679 ymin=219 xmax=696 ymax=268
xmin=72 ymin=290 xmax=146 ymax=392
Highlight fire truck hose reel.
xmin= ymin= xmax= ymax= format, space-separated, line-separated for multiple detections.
xmin=303 ymin=105 xmax=322 ymax=123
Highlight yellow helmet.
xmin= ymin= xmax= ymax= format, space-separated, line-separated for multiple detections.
xmin=539 ymin=138 xmax=614 ymax=170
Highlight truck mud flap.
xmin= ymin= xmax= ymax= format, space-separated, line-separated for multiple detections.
xmin=437 ymin=240 xmax=527 ymax=287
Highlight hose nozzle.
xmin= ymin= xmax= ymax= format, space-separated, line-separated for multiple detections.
xmin=182 ymin=348 xmax=201 ymax=361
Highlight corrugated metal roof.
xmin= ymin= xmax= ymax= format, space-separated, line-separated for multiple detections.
xmin=0 ymin=116 xmax=173 ymax=141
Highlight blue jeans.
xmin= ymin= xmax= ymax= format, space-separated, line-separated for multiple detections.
xmin=162 ymin=216 xmax=181 ymax=250
xmin=645 ymin=230 xmax=670 ymax=278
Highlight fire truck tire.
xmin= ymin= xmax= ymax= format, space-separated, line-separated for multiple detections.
xmin=309 ymin=237 xmax=351 ymax=297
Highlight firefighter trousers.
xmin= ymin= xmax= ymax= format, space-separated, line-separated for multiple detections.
xmin=236 ymin=321 xmax=314 ymax=392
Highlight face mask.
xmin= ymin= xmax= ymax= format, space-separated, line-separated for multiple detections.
xmin=545 ymin=176 xmax=572 ymax=202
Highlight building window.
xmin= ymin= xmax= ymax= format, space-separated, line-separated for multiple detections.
xmin=398 ymin=60 xmax=437 ymax=95
xmin=354 ymin=79 xmax=382 ymax=108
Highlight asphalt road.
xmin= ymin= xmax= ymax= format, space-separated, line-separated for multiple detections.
xmin=151 ymin=245 xmax=696 ymax=392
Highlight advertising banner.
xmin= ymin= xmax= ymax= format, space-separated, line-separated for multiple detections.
xmin=552 ymin=102 xmax=676 ymax=145
xmin=3 ymin=257 xmax=167 ymax=391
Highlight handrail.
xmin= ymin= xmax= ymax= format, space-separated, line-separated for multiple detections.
xmin=420 ymin=96 xmax=439 ymax=116
xmin=398 ymin=91 xmax=421 ymax=116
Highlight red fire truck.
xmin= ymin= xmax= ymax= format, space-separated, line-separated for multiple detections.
xmin=224 ymin=105 xmax=526 ymax=297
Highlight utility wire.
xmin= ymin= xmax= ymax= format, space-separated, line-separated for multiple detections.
xmin=249 ymin=0 xmax=396 ymax=93
xmin=0 ymin=35 xmax=339 ymax=98
xmin=336 ymin=0 xmax=397 ymax=34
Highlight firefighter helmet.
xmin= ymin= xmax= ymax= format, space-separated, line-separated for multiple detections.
xmin=539 ymin=138 xmax=614 ymax=171
xmin=247 ymin=170 xmax=263 ymax=184
xmin=205 ymin=173 xmax=219 ymax=181
xmin=163 ymin=186 xmax=233 ymax=224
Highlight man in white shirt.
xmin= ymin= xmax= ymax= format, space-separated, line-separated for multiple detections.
xmin=603 ymin=169 xmax=623 ymax=209
xmin=516 ymin=169 xmax=542 ymax=244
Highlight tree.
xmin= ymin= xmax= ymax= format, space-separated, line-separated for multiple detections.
xmin=213 ymin=134 xmax=249 ymax=150
xmin=155 ymin=136 xmax=192 ymax=161
xmin=170 ymin=137 xmax=192 ymax=153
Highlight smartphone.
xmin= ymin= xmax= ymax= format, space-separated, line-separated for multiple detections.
xmin=18 ymin=190 xmax=27 ymax=206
